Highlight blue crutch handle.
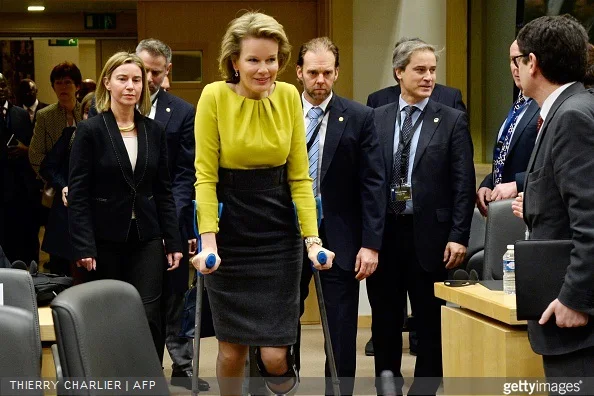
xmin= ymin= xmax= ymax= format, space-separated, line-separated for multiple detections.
xmin=205 ymin=254 xmax=216 ymax=269
xmin=317 ymin=251 xmax=327 ymax=265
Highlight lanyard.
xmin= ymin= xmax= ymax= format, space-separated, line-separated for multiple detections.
xmin=305 ymin=96 xmax=334 ymax=152
xmin=395 ymin=106 xmax=425 ymax=178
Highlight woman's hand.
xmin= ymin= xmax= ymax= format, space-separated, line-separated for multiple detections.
xmin=191 ymin=248 xmax=221 ymax=275
xmin=62 ymin=186 xmax=69 ymax=207
xmin=166 ymin=252 xmax=182 ymax=271
xmin=76 ymin=257 xmax=96 ymax=271
xmin=307 ymin=244 xmax=335 ymax=271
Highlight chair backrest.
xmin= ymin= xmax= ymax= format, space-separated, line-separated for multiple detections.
xmin=0 ymin=268 xmax=41 ymax=361
xmin=482 ymin=199 xmax=526 ymax=280
xmin=466 ymin=208 xmax=486 ymax=261
xmin=0 ymin=305 xmax=42 ymax=389
xmin=51 ymin=280 xmax=169 ymax=395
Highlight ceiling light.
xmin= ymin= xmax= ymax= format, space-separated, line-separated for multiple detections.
xmin=28 ymin=6 xmax=45 ymax=11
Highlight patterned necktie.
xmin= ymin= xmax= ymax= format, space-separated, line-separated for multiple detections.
xmin=493 ymin=93 xmax=528 ymax=185
xmin=306 ymin=106 xmax=324 ymax=196
xmin=389 ymin=105 xmax=417 ymax=214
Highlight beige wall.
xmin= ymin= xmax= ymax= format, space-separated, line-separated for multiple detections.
xmin=33 ymin=39 xmax=99 ymax=104
xmin=353 ymin=0 xmax=447 ymax=105
xmin=34 ymin=40 xmax=80 ymax=104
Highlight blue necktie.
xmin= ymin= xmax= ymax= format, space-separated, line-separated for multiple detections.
xmin=493 ymin=93 xmax=528 ymax=185
xmin=390 ymin=105 xmax=416 ymax=214
xmin=306 ymin=106 xmax=324 ymax=196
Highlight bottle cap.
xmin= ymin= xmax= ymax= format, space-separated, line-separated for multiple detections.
xmin=507 ymin=244 xmax=514 ymax=249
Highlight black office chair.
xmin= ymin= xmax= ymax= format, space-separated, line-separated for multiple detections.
xmin=0 ymin=267 xmax=42 ymax=362
xmin=51 ymin=280 xmax=169 ymax=395
xmin=461 ymin=208 xmax=487 ymax=278
xmin=0 ymin=305 xmax=43 ymax=394
xmin=482 ymin=199 xmax=526 ymax=280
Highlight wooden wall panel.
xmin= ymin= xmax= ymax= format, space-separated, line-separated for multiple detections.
xmin=137 ymin=0 xmax=319 ymax=106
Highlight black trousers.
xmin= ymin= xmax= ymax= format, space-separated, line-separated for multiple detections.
xmin=366 ymin=214 xmax=445 ymax=396
xmin=296 ymin=222 xmax=360 ymax=396
xmin=2 ymin=196 xmax=39 ymax=265
xmin=93 ymin=227 xmax=165 ymax=361
xmin=543 ymin=346 xmax=594 ymax=395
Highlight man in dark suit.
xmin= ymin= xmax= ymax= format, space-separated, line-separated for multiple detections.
xmin=518 ymin=15 xmax=594 ymax=383
xmin=365 ymin=37 xmax=467 ymax=358
xmin=369 ymin=39 xmax=475 ymax=395
xmin=366 ymin=38 xmax=466 ymax=113
xmin=17 ymin=79 xmax=48 ymax=127
xmin=295 ymin=37 xmax=386 ymax=396
xmin=135 ymin=38 xmax=207 ymax=391
xmin=0 ymin=73 xmax=39 ymax=264
xmin=476 ymin=40 xmax=540 ymax=216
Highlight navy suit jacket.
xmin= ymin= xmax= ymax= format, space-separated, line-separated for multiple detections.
xmin=319 ymin=94 xmax=386 ymax=272
xmin=367 ymin=83 xmax=466 ymax=112
xmin=374 ymin=100 xmax=475 ymax=272
xmin=480 ymin=99 xmax=539 ymax=192
xmin=152 ymin=89 xmax=196 ymax=291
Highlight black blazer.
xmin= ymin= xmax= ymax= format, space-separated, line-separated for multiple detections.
xmin=68 ymin=110 xmax=182 ymax=261
xmin=320 ymin=94 xmax=386 ymax=272
xmin=524 ymin=83 xmax=594 ymax=356
xmin=374 ymin=100 xmax=475 ymax=272
xmin=1 ymin=103 xmax=36 ymax=203
xmin=480 ymin=99 xmax=540 ymax=192
xmin=367 ymin=83 xmax=466 ymax=112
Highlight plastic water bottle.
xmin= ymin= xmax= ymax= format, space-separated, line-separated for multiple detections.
xmin=503 ymin=244 xmax=516 ymax=295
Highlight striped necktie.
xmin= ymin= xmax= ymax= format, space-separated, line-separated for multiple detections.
xmin=306 ymin=106 xmax=324 ymax=196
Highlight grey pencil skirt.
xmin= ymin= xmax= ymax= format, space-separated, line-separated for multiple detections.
xmin=204 ymin=165 xmax=303 ymax=346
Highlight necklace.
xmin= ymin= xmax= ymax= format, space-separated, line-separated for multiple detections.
xmin=119 ymin=123 xmax=135 ymax=132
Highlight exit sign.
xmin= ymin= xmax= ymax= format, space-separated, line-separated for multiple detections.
xmin=84 ymin=13 xmax=116 ymax=30
xmin=48 ymin=39 xmax=78 ymax=47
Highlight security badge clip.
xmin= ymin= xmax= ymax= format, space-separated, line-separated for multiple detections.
xmin=390 ymin=179 xmax=411 ymax=202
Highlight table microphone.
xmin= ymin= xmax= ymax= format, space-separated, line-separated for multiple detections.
xmin=444 ymin=268 xmax=479 ymax=287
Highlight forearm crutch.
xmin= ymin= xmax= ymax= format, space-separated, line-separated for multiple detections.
xmin=312 ymin=197 xmax=341 ymax=396
xmin=192 ymin=201 xmax=222 ymax=396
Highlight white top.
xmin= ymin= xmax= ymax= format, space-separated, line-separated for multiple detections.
xmin=122 ymin=135 xmax=138 ymax=171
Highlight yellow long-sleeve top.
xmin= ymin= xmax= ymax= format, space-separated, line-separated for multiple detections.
xmin=194 ymin=81 xmax=318 ymax=237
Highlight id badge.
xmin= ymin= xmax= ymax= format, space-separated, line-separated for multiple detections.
xmin=391 ymin=184 xmax=411 ymax=202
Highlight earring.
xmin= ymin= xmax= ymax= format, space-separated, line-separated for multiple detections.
xmin=234 ymin=70 xmax=239 ymax=78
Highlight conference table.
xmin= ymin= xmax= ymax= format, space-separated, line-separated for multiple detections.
xmin=434 ymin=282 xmax=545 ymax=394
xmin=39 ymin=306 xmax=56 ymax=379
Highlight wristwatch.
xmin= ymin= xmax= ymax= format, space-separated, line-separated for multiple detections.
xmin=304 ymin=237 xmax=323 ymax=250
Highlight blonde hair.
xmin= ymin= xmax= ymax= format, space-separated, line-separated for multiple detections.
xmin=218 ymin=11 xmax=291 ymax=83
xmin=95 ymin=52 xmax=151 ymax=115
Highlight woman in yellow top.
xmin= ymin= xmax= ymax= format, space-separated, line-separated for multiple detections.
xmin=192 ymin=11 xmax=335 ymax=395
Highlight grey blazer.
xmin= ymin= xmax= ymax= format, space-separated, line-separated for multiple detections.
xmin=524 ymin=82 xmax=594 ymax=355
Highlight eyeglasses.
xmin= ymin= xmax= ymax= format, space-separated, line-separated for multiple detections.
xmin=511 ymin=54 xmax=529 ymax=68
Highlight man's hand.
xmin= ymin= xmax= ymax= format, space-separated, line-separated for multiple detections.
xmin=490 ymin=181 xmax=518 ymax=201
xmin=354 ymin=247 xmax=378 ymax=280
xmin=166 ymin=252 xmax=182 ymax=271
xmin=512 ymin=192 xmax=524 ymax=219
xmin=7 ymin=140 xmax=28 ymax=159
xmin=188 ymin=239 xmax=197 ymax=255
xmin=62 ymin=186 xmax=69 ymax=207
xmin=539 ymin=298 xmax=589 ymax=328
xmin=443 ymin=242 xmax=466 ymax=269
xmin=476 ymin=187 xmax=492 ymax=216
xmin=76 ymin=257 xmax=96 ymax=271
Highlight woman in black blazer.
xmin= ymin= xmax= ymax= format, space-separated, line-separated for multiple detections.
xmin=68 ymin=52 xmax=182 ymax=351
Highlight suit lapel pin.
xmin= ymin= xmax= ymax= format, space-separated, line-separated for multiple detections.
xmin=433 ymin=117 xmax=439 ymax=123
xmin=166 ymin=108 xmax=171 ymax=112
xmin=339 ymin=116 xmax=344 ymax=122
